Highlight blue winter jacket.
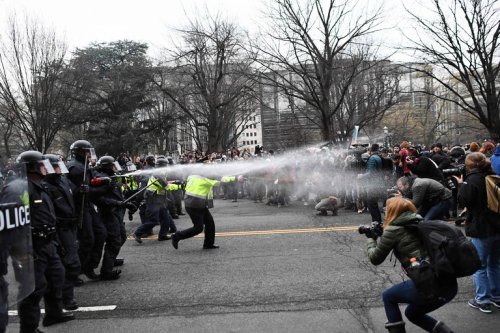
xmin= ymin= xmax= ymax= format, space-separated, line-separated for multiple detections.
xmin=491 ymin=145 xmax=500 ymax=176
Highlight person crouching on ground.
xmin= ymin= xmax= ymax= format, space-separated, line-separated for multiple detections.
xmin=315 ymin=196 xmax=339 ymax=216
xmin=365 ymin=197 xmax=456 ymax=333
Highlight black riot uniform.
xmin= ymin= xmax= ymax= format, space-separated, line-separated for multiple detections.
xmin=16 ymin=151 xmax=74 ymax=332
xmin=66 ymin=140 xmax=106 ymax=280
xmin=43 ymin=154 xmax=81 ymax=311
xmin=1 ymin=173 xmax=33 ymax=333
xmin=91 ymin=156 xmax=135 ymax=280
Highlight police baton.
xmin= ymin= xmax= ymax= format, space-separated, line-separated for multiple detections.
xmin=120 ymin=182 xmax=154 ymax=204
xmin=78 ymin=154 xmax=89 ymax=229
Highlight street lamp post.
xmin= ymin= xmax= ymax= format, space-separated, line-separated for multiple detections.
xmin=383 ymin=126 xmax=389 ymax=148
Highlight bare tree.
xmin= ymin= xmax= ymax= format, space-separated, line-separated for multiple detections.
xmin=256 ymin=0 xmax=385 ymax=143
xmin=139 ymin=73 xmax=186 ymax=155
xmin=0 ymin=101 xmax=16 ymax=157
xmin=405 ymin=0 xmax=500 ymax=140
xmin=155 ymin=13 xmax=258 ymax=152
xmin=333 ymin=56 xmax=400 ymax=142
xmin=0 ymin=14 xmax=71 ymax=153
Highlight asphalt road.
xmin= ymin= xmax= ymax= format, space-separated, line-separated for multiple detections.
xmin=7 ymin=199 xmax=499 ymax=332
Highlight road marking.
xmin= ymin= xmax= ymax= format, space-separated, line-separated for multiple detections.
xmin=8 ymin=305 xmax=117 ymax=316
xmin=127 ymin=225 xmax=359 ymax=241
xmin=126 ymin=221 xmax=462 ymax=241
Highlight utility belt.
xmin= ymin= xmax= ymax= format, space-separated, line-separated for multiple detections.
xmin=32 ymin=225 xmax=57 ymax=241
xmin=56 ymin=217 xmax=78 ymax=229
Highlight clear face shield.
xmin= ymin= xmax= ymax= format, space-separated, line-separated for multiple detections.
xmin=126 ymin=163 xmax=137 ymax=172
xmin=112 ymin=161 xmax=122 ymax=173
xmin=86 ymin=148 xmax=97 ymax=161
xmin=40 ymin=160 xmax=55 ymax=175
xmin=52 ymin=161 xmax=69 ymax=174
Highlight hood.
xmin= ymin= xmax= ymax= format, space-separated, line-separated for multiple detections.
xmin=390 ymin=211 xmax=422 ymax=227
xmin=494 ymin=145 xmax=500 ymax=156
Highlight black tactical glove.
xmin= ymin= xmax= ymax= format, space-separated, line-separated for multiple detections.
xmin=80 ymin=184 xmax=90 ymax=193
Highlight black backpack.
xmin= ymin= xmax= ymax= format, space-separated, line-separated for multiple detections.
xmin=406 ymin=220 xmax=481 ymax=278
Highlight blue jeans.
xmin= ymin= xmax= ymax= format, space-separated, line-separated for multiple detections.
xmin=422 ymin=200 xmax=451 ymax=220
xmin=383 ymin=279 xmax=457 ymax=331
xmin=471 ymin=235 xmax=500 ymax=304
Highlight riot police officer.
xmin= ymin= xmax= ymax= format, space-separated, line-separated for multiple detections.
xmin=43 ymin=154 xmax=81 ymax=310
xmin=156 ymin=157 xmax=179 ymax=219
xmin=172 ymin=175 xmax=220 ymax=250
xmin=91 ymin=156 xmax=135 ymax=280
xmin=165 ymin=157 xmax=185 ymax=216
xmin=133 ymin=158 xmax=176 ymax=243
xmin=16 ymin=151 xmax=74 ymax=332
xmin=1 ymin=163 xmax=34 ymax=333
xmin=66 ymin=140 xmax=106 ymax=280
xmin=137 ymin=155 xmax=156 ymax=226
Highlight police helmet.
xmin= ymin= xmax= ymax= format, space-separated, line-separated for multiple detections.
xmin=70 ymin=140 xmax=96 ymax=159
xmin=16 ymin=150 xmax=43 ymax=164
xmin=155 ymin=157 xmax=169 ymax=167
xmin=16 ymin=150 xmax=55 ymax=175
xmin=145 ymin=155 xmax=155 ymax=166
xmin=97 ymin=156 xmax=122 ymax=172
xmin=70 ymin=140 xmax=93 ymax=151
xmin=166 ymin=156 xmax=174 ymax=165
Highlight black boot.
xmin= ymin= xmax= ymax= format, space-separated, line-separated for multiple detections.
xmin=172 ymin=233 xmax=179 ymax=249
xmin=83 ymin=269 xmax=100 ymax=280
xmin=433 ymin=321 xmax=454 ymax=333
xmin=114 ymin=258 xmax=124 ymax=266
xmin=100 ymin=270 xmax=121 ymax=280
xmin=42 ymin=312 xmax=75 ymax=327
xmin=385 ymin=321 xmax=406 ymax=333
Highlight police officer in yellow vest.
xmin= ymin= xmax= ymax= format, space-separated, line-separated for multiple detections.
xmin=172 ymin=175 xmax=220 ymax=250
xmin=133 ymin=159 xmax=176 ymax=244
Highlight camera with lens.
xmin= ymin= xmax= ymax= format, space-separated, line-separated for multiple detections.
xmin=358 ymin=221 xmax=383 ymax=239
xmin=442 ymin=164 xmax=465 ymax=177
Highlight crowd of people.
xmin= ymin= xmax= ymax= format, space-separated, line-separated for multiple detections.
xmin=1 ymin=138 xmax=499 ymax=333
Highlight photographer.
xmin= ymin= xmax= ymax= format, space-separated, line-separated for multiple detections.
xmin=405 ymin=152 xmax=444 ymax=183
xmin=456 ymin=152 xmax=500 ymax=313
xmin=366 ymin=197 xmax=456 ymax=333
xmin=395 ymin=176 xmax=451 ymax=220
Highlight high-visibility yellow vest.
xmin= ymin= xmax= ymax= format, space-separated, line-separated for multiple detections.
xmin=146 ymin=176 xmax=167 ymax=195
xmin=167 ymin=183 xmax=181 ymax=191
xmin=121 ymin=176 xmax=138 ymax=191
xmin=184 ymin=175 xmax=219 ymax=208
xmin=221 ymin=176 xmax=236 ymax=183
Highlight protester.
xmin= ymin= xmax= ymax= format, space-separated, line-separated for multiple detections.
xmin=395 ymin=176 xmax=452 ymax=220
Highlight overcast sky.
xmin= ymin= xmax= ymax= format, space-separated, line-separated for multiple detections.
xmin=0 ymin=0 xmax=416 ymax=60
